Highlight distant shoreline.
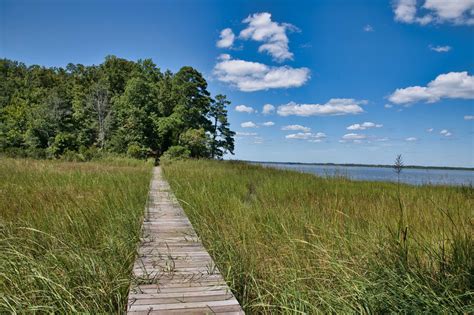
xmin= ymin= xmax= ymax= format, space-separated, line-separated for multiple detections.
xmin=240 ymin=160 xmax=474 ymax=171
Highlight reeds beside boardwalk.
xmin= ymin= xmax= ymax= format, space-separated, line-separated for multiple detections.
xmin=163 ymin=159 xmax=473 ymax=314
xmin=0 ymin=157 xmax=152 ymax=313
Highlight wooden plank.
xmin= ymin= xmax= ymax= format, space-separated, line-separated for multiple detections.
xmin=128 ymin=306 xmax=243 ymax=315
xmin=128 ymin=299 xmax=240 ymax=311
xmin=130 ymin=285 xmax=229 ymax=294
xmin=130 ymin=294 xmax=235 ymax=305
xmin=127 ymin=167 xmax=244 ymax=314
xmin=134 ymin=282 xmax=228 ymax=289
xmin=129 ymin=290 xmax=232 ymax=299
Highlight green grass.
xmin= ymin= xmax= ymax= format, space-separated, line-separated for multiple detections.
xmin=163 ymin=159 xmax=473 ymax=314
xmin=0 ymin=157 xmax=152 ymax=313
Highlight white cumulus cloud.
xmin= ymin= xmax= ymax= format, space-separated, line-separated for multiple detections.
xmin=240 ymin=12 xmax=298 ymax=62
xmin=277 ymin=99 xmax=366 ymax=117
xmin=388 ymin=71 xmax=474 ymax=105
xmin=241 ymin=121 xmax=257 ymax=128
xmin=393 ymin=0 xmax=474 ymax=25
xmin=465 ymin=115 xmax=474 ymax=120
xmin=261 ymin=121 xmax=275 ymax=126
xmin=235 ymin=105 xmax=255 ymax=113
xmin=394 ymin=0 xmax=422 ymax=24
xmin=427 ymin=128 xmax=434 ymax=132
xmin=262 ymin=104 xmax=275 ymax=114
xmin=216 ymin=28 xmax=235 ymax=48
xmin=213 ymin=57 xmax=310 ymax=92
xmin=405 ymin=137 xmax=418 ymax=141
xmin=281 ymin=124 xmax=311 ymax=132
xmin=347 ymin=122 xmax=383 ymax=130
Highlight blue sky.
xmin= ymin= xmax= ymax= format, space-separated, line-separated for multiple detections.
xmin=1 ymin=0 xmax=473 ymax=167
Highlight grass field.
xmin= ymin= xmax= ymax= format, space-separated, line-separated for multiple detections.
xmin=163 ymin=159 xmax=473 ymax=314
xmin=0 ymin=157 xmax=152 ymax=313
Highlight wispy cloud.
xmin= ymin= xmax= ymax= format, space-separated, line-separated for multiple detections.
xmin=429 ymin=45 xmax=452 ymax=52
xmin=236 ymin=131 xmax=258 ymax=136
xmin=281 ymin=124 xmax=311 ymax=132
xmin=347 ymin=122 xmax=383 ymax=130
xmin=253 ymin=136 xmax=264 ymax=144
xmin=440 ymin=129 xmax=452 ymax=137
xmin=261 ymin=121 xmax=275 ymax=126
xmin=285 ymin=132 xmax=326 ymax=140
xmin=363 ymin=24 xmax=374 ymax=32
xmin=339 ymin=133 xmax=390 ymax=144
xmin=277 ymin=99 xmax=366 ymax=116
xmin=405 ymin=137 xmax=418 ymax=142
xmin=241 ymin=121 xmax=257 ymax=128
xmin=464 ymin=115 xmax=474 ymax=120
xmin=342 ymin=133 xmax=367 ymax=140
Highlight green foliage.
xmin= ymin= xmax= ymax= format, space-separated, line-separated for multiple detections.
xmin=209 ymin=94 xmax=235 ymax=158
xmin=161 ymin=145 xmax=191 ymax=161
xmin=48 ymin=132 xmax=77 ymax=157
xmin=163 ymin=160 xmax=473 ymax=314
xmin=179 ymin=128 xmax=209 ymax=158
xmin=126 ymin=143 xmax=148 ymax=159
xmin=0 ymin=57 xmax=235 ymax=160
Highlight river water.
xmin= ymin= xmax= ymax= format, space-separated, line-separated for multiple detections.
xmin=257 ymin=163 xmax=474 ymax=186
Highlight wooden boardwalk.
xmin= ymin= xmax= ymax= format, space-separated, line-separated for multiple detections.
xmin=127 ymin=167 xmax=244 ymax=314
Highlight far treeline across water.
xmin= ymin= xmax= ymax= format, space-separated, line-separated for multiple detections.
xmin=0 ymin=56 xmax=235 ymax=161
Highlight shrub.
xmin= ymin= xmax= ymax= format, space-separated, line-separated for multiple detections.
xmin=179 ymin=128 xmax=210 ymax=158
xmin=161 ymin=145 xmax=190 ymax=162
xmin=127 ymin=143 xmax=148 ymax=159
xmin=79 ymin=146 xmax=104 ymax=161
xmin=60 ymin=149 xmax=85 ymax=162
xmin=26 ymin=148 xmax=47 ymax=159
xmin=48 ymin=133 xmax=78 ymax=157
xmin=0 ymin=147 xmax=28 ymax=158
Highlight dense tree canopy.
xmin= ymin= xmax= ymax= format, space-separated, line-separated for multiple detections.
xmin=0 ymin=56 xmax=235 ymax=160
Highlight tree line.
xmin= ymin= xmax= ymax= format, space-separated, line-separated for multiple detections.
xmin=0 ymin=56 xmax=235 ymax=161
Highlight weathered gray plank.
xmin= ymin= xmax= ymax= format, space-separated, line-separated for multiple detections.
xmin=128 ymin=299 xmax=240 ymax=311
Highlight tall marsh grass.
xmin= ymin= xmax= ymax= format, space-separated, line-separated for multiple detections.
xmin=163 ymin=159 xmax=473 ymax=313
xmin=0 ymin=158 xmax=152 ymax=313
